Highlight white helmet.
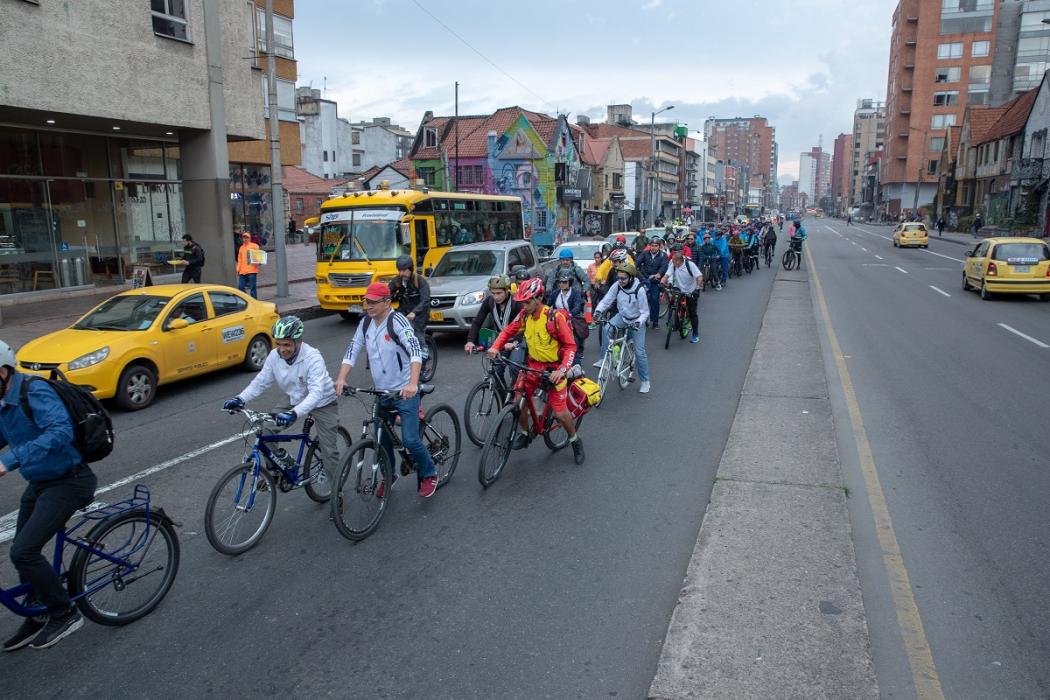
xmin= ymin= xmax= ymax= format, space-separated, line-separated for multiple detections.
xmin=0 ymin=341 xmax=15 ymax=370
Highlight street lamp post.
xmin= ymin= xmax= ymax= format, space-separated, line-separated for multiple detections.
xmin=650 ymin=105 xmax=674 ymax=227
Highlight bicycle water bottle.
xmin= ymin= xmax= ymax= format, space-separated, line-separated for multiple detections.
xmin=613 ymin=343 xmax=621 ymax=365
xmin=271 ymin=447 xmax=294 ymax=470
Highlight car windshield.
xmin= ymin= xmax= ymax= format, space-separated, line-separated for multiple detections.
xmin=555 ymin=244 xmax=599 ymax=260
xmin=431 ymin=250 xmax=504 ymax=277
xmin=992 ymin=243 xmax=1050 ymax=262
xmin=74 ymin=295 xmax=172 ymax=331
xmin=318 ymin=208 xmax=405 ymax=263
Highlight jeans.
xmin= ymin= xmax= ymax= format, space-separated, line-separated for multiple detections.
xmin=11 ymin=465 xmax=97 ymax=614
xmin=378 ymin=393 xmax=436 ymax=478
xmin=238 ymin=273 xmax=258 ymax=299
xmin=599 ymin=313 xmax=649 ymax=382
xmin=644 ymin=277 xmax=662 ymax=325
xmin=720 ymin=255 xmax=730 ymax=284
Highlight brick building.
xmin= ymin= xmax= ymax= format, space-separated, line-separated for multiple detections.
xmin=703 ymin=117 xmax=778 ymax=208
xmin=850 ymin=99 xmax=886 ymax=210
xmin=831 ymin=133 xmax=853 ymax=215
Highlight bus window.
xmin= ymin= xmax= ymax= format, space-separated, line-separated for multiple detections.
xmin=318 ymin=208 xmax=404 ymax=262
xmin=414 ymin=219 xmax=429 ymax=269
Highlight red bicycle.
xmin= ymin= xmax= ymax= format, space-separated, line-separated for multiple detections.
xmin=476 ymin=357 xmax=584 ymax=488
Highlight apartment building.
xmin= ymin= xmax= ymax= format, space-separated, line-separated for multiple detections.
xmin=850 ymin=99 xmax=886 ymax=208
xmin=799 ymin=147 xmax=831 ymax=207
xmin=703 ymin=117 xmax=778 ymax=207
xmin=832 ymin=133 xmax=853 ymax=214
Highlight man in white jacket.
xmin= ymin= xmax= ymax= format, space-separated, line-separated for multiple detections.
xmin=223 ymin=315 xmax=340 ymax=487
xmin=594 ymin=262 xmax=652 ymax=393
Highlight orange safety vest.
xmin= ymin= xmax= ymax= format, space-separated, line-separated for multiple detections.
xmin=237 ymin=241 xmax=260 ymax=275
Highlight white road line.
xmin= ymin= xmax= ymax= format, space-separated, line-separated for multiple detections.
xmin=997 ymin=323 xmax=1050 ymax=348
xmin=861 ymin=247 xmax=868 ymax=252
xmin=895 ymin=266 xmax=909 ymax=274
xmin=0 ymin=431 xmax=248 ymax=544
xmin=924 ymin=249 xmax=964 ymax=263
xmin=850 ymin=241 xmax=857 ymax=246
xmin=928 ymin=285 xmax=951 ymax=298
xmin=875 ymin=255 xmax=884 ymax=260
xmin=862 ymin=263 xmax=890 ymax=267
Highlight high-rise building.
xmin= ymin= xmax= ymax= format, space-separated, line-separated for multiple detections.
xmin=703 ymin=117 xmax=777 ymax=208
xmin=882 ymin=0 xmax=999 ymax=216
xmin=850 ymin=99 xmax=886 ymax=208
xmin=987 ymin=0 xmax=1050 ymax=104
xmin=832 ymin=133 xmax=853 ymax=214
xmin=798 ymin=146 xmax=831 ymax=208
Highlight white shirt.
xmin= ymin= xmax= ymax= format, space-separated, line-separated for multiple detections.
xmin=554 ymin=289 xmax=571 ymax=310
xmin=595 ymin=278 xmax=650 ymax=324
xmin=343 ymin=311 xmax=422 ymax=392
xmin=237 ymin=342 xmax=337 ymax=417
xmin=666 ymin=259 xmax=700 ymax=294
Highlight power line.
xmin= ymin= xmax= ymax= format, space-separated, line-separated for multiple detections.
xmin=409 ymin=0 xmax=554 ymax=112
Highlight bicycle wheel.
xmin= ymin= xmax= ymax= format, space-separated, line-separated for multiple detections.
xmin=420 ymin=334 xmax=438 ymax=383
xmin=205 ymin=463 xmax=276 ymax=555
xmin=478 ymin=404 xmax=517 ymax=487
xmin=332 ymin=439 xmax=392 ymax=542
xmin=595 ymin=348 xmax=613 ymax=404
xmin=665 ymin=306 xmax=676 ymax=349
xmin=69 ymin=509 xmax=180 ymax=626
xmin=464 ymin=378 xmax=503 ymax=447
xmin=782 ymin=249 xmax=794 ymax=270
xmin=543 ymin=408 xmax=583 ymax=451
xmin=302 ymin=426 xmax=352 ymax=503
xmin=617 ymin=340 xmax=635 ymax=390
xmin=423 ymin=403 xmax=461 ymax=488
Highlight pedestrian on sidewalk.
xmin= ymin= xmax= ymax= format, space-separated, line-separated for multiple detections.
xmin=180 ymin=234 xmax=204 ymax=284
xmin=0 ymin=341 xmax=97 ymax=651
xmin=972 ymin=213 xmax=984 ymax=239
xmin=936 ymin=216 xmax=946 ymax=237
xmin=236 ymin=231 xmax=260 ymax=299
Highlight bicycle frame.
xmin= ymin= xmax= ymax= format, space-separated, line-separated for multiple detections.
xmin=496 ymin=357 xmax=560 ymax=438
xmin=234 ymin=412 xmax=318 ymax=511
xmin=0 ymin=485 xmax=157 ymax=618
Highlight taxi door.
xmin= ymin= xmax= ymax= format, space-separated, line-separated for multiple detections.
xmin=160 ymin=292 xmax=216 ymax=381
xmin=206 ymin=290 xmax=253 ymax=367
xmin=968 ymin=241 xmax=991 ymax=285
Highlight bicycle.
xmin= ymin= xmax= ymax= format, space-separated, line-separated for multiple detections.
xmin=701 ymin=258 xmax=721 ymax=291
xmin=0 ymin=485 xmax=180 ymax=626
xmin=477 ymin=357 xmax=584 ymax=488
xmin=729 ymin=249 xmax=744 ymax=278
xmin=661 ymin=284 xmax=693 ymax=349
xmin=421 ymin=332 xmax=438 ymax=383
xmin=592 ymin=316 xmax=636 ymax=402
xmin=782 ymin=238 xmax=803 ymax=271
xmin=206 ymin=408 xmax=353 ymax=555
xmin=763 ymin=240 xmax=775 ymax=268
xmin=463 ymin=348 xmax=517 ymax=447
xmin=745 ymin=244 xmax=760 ymax=273
xmin=332 ymin=385 xmax=460 ymax=541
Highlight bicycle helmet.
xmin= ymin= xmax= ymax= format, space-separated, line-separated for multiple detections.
xmin=513 ymin=277 xmax=545 ymax=302
xmin=510 ymin=264 xmax=530 ymax=282
xmin=272 ymin=315 xmax=305 ymax=340
xmin=488 ymin=274 xmax=511 ymax=290
xmin=615 ymin=262 xmax=637 ymax=277
xmin=556 ymin=267 xmax=575 ymax=283
xmin=395 ymin=254 xmax=414 ymax=271
xmin=609 ymin=249 xmax=629 ymax=264
xmin=615 ymin=234 xmax=627 ymax=244
xmin=670 ymin=243 xmax=684 ymax=253
xmin=558 ymin=248 xmax=574 ymax=260
xmin=0 ymin=340 xmax=15 ymax=370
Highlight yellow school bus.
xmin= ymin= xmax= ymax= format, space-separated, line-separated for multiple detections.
xmin=315 ymin=188 xmax=524 ymax=316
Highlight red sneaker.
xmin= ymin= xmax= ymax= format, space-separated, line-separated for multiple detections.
xmin=418 ymin=476 xmax=438 ymax=498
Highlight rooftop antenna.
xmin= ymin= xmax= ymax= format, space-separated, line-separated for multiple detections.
xmin=323 ymin=76 xmax=327 ymax=97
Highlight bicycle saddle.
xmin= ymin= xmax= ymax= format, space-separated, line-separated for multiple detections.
xmin=419 ymin=384 xmax=435 ymax=395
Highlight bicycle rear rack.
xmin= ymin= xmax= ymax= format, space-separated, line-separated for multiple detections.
xmin=81 ymin=484 xmax=152 ymax=521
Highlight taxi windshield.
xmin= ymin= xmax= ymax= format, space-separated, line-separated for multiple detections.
xmin=318 ymin=208 xmax=405 ymax=263
xmin=74 ymin=295 xmax=172 ymax=331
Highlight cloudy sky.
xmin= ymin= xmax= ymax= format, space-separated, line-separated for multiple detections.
xmin=294 ymin=0 xmax=899 ymax=183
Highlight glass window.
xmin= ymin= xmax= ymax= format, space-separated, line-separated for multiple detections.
xmin=935 ymin=66 xmax=961 ymax=83
xmin=75 ymin=295 xmax=172 ymax=331
xmin=972 ymin=40 xmax=990 ymax=57
xmin=1020 ymin=10 xmax=1050 ymax=30
xmin=938 ymin=42 xmax=964 ymax=59
xmin=352 ymin=131 xmax=361 ymax=145
xmin=255 ymin=9 xmax=293 ymax=59
xmin=933 ymin=91 xmax=959 ymax=106
xmin=208 ymin=291 xmax=248 ymax=317
xmin=991 ymin=242 xmax=1050 ymax=261
xmin=0 ymin=127 xmax=41 ymax=176
xmin=517 ymin=244 xmax=536 ymax=267
xmin=928 ymin=159 xmax=939 ymax=174
xmin=931 ymin=114 xmax=958 ymax=129
xmin=318 ymin=208 xmax=405 ymax=262
xmin=930 ymin=137 xmax=945 ymax=152
xmin=424 ymin=128 xmax=437 ymax=148
xmin=164 ymin=292 xmax=208 ymax=328
xmin=261 ymin=79 xmax=296 ymax=122
xmin=969 ymin=65 xmax=991 ymax=85
xmin=152 ymin=0 xmax=190 ymax=41
xmin=969 ymin=89 xmax=989 ymax=105
xmin=429 ymin=249 xmax=503 ymax=277
xmin=352 ymin=153 xmax=361 ymax=166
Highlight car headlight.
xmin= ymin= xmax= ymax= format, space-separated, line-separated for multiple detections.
xmin=460 ymin=290 xmax=486 ymax=306
xmin=68 ymin=347 xmax=109 ymax=371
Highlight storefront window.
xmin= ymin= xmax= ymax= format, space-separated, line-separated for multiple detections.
xmin=0 ymin=127 xmax=41 ymax=177
xmin=229 ymin=164 xmax=273 ymax=248
xmin=39 ymin=132 xmax=109 ymax=178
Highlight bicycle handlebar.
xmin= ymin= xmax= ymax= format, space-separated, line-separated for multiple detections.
xmin=341 ymin=386 xmax=400 ymax=399
xmin=223 ymin=407 xmax=278 ymax=425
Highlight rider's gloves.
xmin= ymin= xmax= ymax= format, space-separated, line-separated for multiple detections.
xmin=274 ymin=410 xmax=297 ymax=427
xmin=629 ymin=322 xmax=641 ymax=331
xmin=223 ymin=397 xmax=244 ymax=411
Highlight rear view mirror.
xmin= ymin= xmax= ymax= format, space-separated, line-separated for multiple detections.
xmin=167 ymin=318 xmax=189 ymax=331
xmin=424 ymin=266 xmax=433 ymax=277
xmin=965 ymin=249 xmax=974 ymax=257
xmin=399 ymin=222 xmax=411 ymax=246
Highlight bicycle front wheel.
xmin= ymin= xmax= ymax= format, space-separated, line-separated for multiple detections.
xmin=464 ymin=379 xmax=503 ymax=447
xmin=423 ymin=403 xmax=461 ymax=488
xmin=420 ymin=334 xmax=438 ymax=383
xmin=303 ymin=426 xmax=352 ymax=503
xmin=70 ymin=509 xmax=180 ymax=626
xmin=665 ymin=308 xmax=676 ymax=349
xmin=617 ymin=340 xmax=635 ymax=390
xmin=543 ymin=409 xmax=583 ymax=451
xmin=595 ymin=348 xmax=613 ymax=404
xmin=205 ymin=463 xmax=276 ymax=555
xmin=332 ymin=439 xmax=391 ymax=542
xmin=478 ymin=403 xmax=517 ymax=488
xmin=782 ymin=249 xmax=794 ymax=270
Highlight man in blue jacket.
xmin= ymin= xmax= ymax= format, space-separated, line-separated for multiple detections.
xmin=0 ymin=341 xmax=95 ymax=651
xmin=712 ymin=229 xmax=731 ymax=287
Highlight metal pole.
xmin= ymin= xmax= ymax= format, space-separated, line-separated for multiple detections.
xmin=454 ymin=81 xmax=459 ymax=193
xmin=650 ymin=111 xmax=656 ymax=227
xmin=265 ymin=0 xmax=287 ymax=297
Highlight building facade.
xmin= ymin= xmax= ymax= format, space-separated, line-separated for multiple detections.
xmin=703 ymin=117 xmax=778 ymax=208
xmin=832 ymin=133 xmax=854 ymax=214
xmin=850 ymin=99 xmax=886 ymax=209
xmin=798 ymin=147 xmax=831 ymax=208
xmin=0 ymin=0 xmax=267 ymax=297
xmin=347 ymin=118 xmax=414 ymax=175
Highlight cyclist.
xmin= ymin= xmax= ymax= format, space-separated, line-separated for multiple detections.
xmin=336 ymin=282 xmax=438 ymax=498
xmin=636 ymin=236 xmax=668 ymax=329
xmin=586 ymin=250 xmax=604 ymax=286
xmin=465 ymin=275 xmax=521 ymax=353
xmin=790 ymin=219 xmax=808 ymax=269
xmin=697 ymin=233 xmax=722 ymax=290
xmin=223 ymin=315 xmax=341 ymax=490
xmin=486 ymin=278 xmax=584 ymax=465
xmin=0 ymin=340 xmax=96 ymax=650
xmin=594 ymin=247 xmax=634 ymax=298
xmin=728 ymin=229 xmax=746 ymax=276
xmin=660 ymin=244 xmax=702 ymax=343
xmin=712 ymin=228 xmax=731 ymax=287
xmin=593 ymin=262 xmax=651 ymax=393
xmin=544 ymin=248 xmax=590 ymax=296
xmin=762 ymin=222 xmax=778 ymax=262
xmin=547 ymin=267 xmax=588 ymax=365
xmin=388 ymin=254 xmax=431 ymax=359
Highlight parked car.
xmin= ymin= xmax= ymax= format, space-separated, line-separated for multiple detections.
xmin=608 ymin=231 xmax=641 ymax=248
xmin=17 ymin=285 xmax=278 ymax=411
xmin=892 ymin=222 xmax=929 ymax=248
xmin=425 ymin=241 xmax=556 ymax=332
xmin=552 ymin=241 xmax=611 ymax=274
xmin=962 ymin=237 xmax=1050 ymax=300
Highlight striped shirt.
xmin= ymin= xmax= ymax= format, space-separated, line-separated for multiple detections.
xmin=343 ymin=311 xmax=422 ymax=392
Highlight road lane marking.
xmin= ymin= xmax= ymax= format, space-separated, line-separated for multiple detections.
xmin=808 ymin=247 xmax=945 ymax=700
xmin=0 ymin=431 xmax=248 ymax=544
xmin=928 ymin=285 xmax=951 ymax=297
xmin=862 ymin=263 xmax=890 ymax=267
xmin=895 ymin=266 xmax=909 ymax=274
xmin=875 ymin=255 xmax=884 ymax=260
xmin=924 ymin=249 xmax=964 ymax=263
xmin=997 ymin=323 xmax=1050 ymax=348
xmin=861 ymin=247 xmax=868 ymax=252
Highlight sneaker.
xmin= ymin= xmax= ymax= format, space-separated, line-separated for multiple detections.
xmin=690 ymin=335 xmax=700 ymax=343
xmin=639 ymin=380 xmax=651 ymax=394
xmin=29 ymin=608 xmax=82 ymax=650
xmin=511 ymin=433 xmax=530 ymax=450
xmin=571 ymin=437 xmax=585 ymax=465
xmin=2 ymin=617 xmax=45 ymax=652
xmin=418 ymin=476 xmax=438 ymax=498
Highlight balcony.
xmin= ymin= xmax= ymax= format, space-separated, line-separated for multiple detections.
xmin=906 ymin=15 xmax=918 ymax=22
xmin=901 ymin=85 xmax=913 ymax=92
xmin=904 ymin=38 xmax=917 ymax=47
xmin=899 ymin=131 xmax=909 ymax=138
xmin=899 ymin=106 xmax=912 ymax=115
xmin=904 ymin=63 xmax=915 ymax=70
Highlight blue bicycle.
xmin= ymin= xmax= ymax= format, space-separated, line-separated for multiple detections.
xmin=1 ymin=485 xmax=179 ymax=626
xmin=205 ymin=407 xmax=352 ymax=555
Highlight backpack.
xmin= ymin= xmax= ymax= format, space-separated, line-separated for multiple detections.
xmin=361 ymin=311 xmax=412 ymax=359
xmin=20 ymin=369 xmax=114 ymax=463
xmin=197 ymin=243 xmax=206 ymax=268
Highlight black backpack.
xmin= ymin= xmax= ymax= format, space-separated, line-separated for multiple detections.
xmin=197 ymin=243 xmax=206 ymax=268
xmin=20 ymin=369 xmax=114 ymax=463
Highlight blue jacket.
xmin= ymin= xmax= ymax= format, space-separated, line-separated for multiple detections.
xmin=713 ymin=234 xmax=730 ymax=257
xmin=0 ymin=372 xmax=82 ymax=482
xmin=546 ymin=285 xmax=585 ymax=318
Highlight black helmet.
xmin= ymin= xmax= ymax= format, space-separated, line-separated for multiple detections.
xmin=670 ymin=243 xmax=684 ymax=253
xmin=395 ymin=254 xmax=413 ymax=271
xmin=510 ymin=264 xmax=530 ymax=282
xmin=556 ymin=267 xmax=575 ymax=283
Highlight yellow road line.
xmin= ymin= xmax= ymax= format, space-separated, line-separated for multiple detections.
xmin=806 ymin=246 xmax=945 ymax=700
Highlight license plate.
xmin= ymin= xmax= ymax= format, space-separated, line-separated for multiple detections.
xmin=1014 ymin=266 xmax=1030 ymax=273
xmin=429 ymin=310 xmax=444 ymax=321
xmin=347 ymin=304 xmax=362 ymax=314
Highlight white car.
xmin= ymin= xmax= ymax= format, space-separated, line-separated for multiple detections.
xmin=552 ymin=241 xmax=610 ymax=274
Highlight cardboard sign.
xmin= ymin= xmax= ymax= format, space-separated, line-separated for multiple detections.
xmin=131 ymin=266 xmax=153 ymax=288
xmin=248 ymin=249 xmax=268 ymax=265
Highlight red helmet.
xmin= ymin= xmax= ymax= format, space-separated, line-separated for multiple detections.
xmin=615 ymin=234 xmax=627 ymax=243
xmin=513 ymin=277 xmax=545 ymax=302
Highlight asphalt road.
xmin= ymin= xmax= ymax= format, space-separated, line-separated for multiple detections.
xmin=811 ymin=219 xmax=1050 ymax=699
xmin=1 ymin=262 xmax=776 ymax=698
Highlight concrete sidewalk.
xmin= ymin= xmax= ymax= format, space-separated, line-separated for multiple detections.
xmin=648 ymin=264 xmax=877 ymax=698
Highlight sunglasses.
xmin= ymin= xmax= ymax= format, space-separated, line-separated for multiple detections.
xmin=616 ymin=275 xmax=630 ymax=283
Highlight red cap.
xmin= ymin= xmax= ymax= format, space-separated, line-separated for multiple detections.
xmin=364 ymin=282 xmax=391 ymax=300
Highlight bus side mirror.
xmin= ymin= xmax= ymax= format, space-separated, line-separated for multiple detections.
xmin=399 ymin=223 xmax=411 ymax=246
xmin=424 ymin=266 xmax=433 ymax=277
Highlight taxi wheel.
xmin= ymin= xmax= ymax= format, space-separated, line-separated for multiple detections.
xmin=338 ymin=311 xmax=354 ymax=321
xmin=962 ymin=274 xmax=972 ymax=291
xmin=243 ymin=334 xmax=270 ymax=371
xmin=116 ymin=364 xmax=156 ymax=411
xmin=980 ymin=281 xmax=993 ymax=300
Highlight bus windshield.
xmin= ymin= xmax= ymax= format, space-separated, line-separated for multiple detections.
xmin=318 ymin=208 xmax=405 ymax=263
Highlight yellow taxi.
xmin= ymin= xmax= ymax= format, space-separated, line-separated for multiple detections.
xmin=962 ymin=237 xmax=1050 ymax=301
xmin=16 ymin=285 xmax=279 ymax=410
xmin=892 ymin=222 xmax=929 ymax=248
